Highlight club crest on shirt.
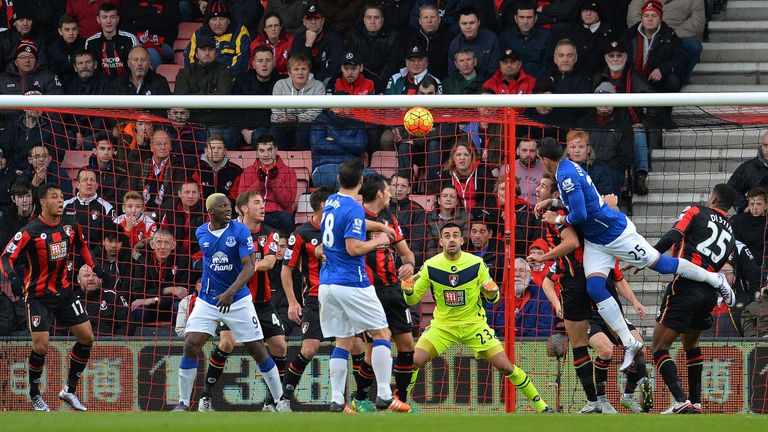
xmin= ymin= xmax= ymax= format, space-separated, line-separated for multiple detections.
xmin=63 ymin=225 xmax=72 ymax=237
xmin=258 ymin=236 xmax=267 ymax=247
xmin=31 ymin=315 xmax=41 ymax=327
xmin=225 ymin=236 xmax=236 ymax=247
xmin=449 ymin=274 xmax=459 ymax=286
xmin=301 ymin=322 xmax=309 ymax=334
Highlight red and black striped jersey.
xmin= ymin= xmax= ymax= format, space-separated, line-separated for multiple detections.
xmin=542 ymin=209 xmax=584 ymax=277
xmin=670 ymin=205 xmax=735 ymax=272
xmin=364 ymin=208 xmax=405 ymax=287
xmin=248 ymin=224 xmax=279 ymax=304
xmin=284 ymin=219 xmax=322 ymax=300
xmin=1 ymin=215 xmax=96 ymax=298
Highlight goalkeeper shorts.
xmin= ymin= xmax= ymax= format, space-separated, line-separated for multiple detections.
xmin=417 ymin=320 xmax=503 ymax=359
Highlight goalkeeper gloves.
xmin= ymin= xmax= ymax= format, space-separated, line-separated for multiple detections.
xmin=8 ymin=273 xmax=24 ymax=297
xmin=402 ymin=274 xmax=419 ymax=295
xmin=481 ymin=279 xmax=500 ymax=302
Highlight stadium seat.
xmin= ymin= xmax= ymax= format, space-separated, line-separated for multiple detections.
xmin=177 ymin=22 xmax=202 ymax=40
xmin=279 ymin=150 xmax=312 ymax=190
xmin=174 ymin=50 xmax=185 ymax=66
xmin=370 ymin=151 xmax=397 ymax=178
xmin=295 ymin=193 xmax=312 ymax=224
xmin=156 ymin=64 xmax=183 ymax=92
xmin=227 ymin=150 xmax=258 ymax=169
xmin=61 ymin=150 xmax=92 ymax=180
xmin=410 ymin=194 xmax=437 ymax=211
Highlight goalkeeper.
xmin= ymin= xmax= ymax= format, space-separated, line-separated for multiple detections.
xmin=404 ymin=223 xmax=552 ymax=413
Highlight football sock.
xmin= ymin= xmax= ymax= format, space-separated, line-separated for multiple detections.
xmin=273 ymin=355 xmax=287 ymax=382
xmin=67 ymin=342 xmax=92 ymax=393
xmin=573 ymin=346 xmax=597 ymax=402
xmin=202 ymin=347 xmax=229 ymax=397
xmin=371 ymin=340 xmax=394 ymax=401
xmin=624 ymin=355 xmax=648 ymax=395
xmin=352 ymin=353 xmax=374 ymax=400
xmin=673 ymin=257 xmax=720 ymax=287
xmin=329 ymin=347 xmax=349 ymax=405
xmin=28 ymin=351 xmax=45 ymax=397
xmin=653 ymin=350 xmax=686 ymax=402
xmin=284 ymin=353 xmax=311 ymax=399
xmin=506 ymin=365 xmax=548 ymax=412
xmin=594 ymin=357 xmax=611 ymax=397
xmin=686 ymin=348 xmax=704 ymax=404
xmin=257 ymin=356 xmax=283 ymax=402
xmin=394 ymin=351 xmax=414 ymax=401
xmin=178 ymin=356 xmax=198 ymax=405
xmin=596 ymin=297 xmax=636 ymax=347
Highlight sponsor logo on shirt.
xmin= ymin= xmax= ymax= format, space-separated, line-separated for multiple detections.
xmin=443 ymin=290 xmax=465 ymax=306
xmin=49 ymin=241 xmax=68 ymax=261
xmin=210 ymin=251 xmax=234 ymax=271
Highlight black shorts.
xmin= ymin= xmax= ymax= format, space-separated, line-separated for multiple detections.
xmin=375 ymin=283 xmax=413 ymax=335
xmin=220 ymin=301 xmax=285 ymax=339
xmin=560 ymin=273 xmax=592 ymax=322
xmin=656 ymin=278 xmax=717 ymax=333
xmin=588 ymin=312 xmax=637 ymax=346
xmin=300 ymin=296 xmax=324 ymax=341
xmin=26 ymin=291 xmax=90 ymax=332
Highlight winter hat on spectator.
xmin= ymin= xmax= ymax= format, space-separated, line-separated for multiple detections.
xmin=500 ymin=48 xmax=521 ymax=62
xmin=405 ymin=44 xmax=427 ymax=59
xmin=578 ymin=1 xmax=602 ymax=17
xmin=15 ymin=40 xmax=37 ymax=58
xmin=206 ymin=0 xmax=231 ymax=20
xmin=24 ymin=85 xmax=43 ymax=96
xmin=304 ymin=0 xmax=324 ymax=19
xmin=12 ymin=5 xmax=34 ymax=22
xmin=594 ymin=82 xmax=615 ymax=94
xmin=641 ymin=0 xmax=663 ymax=17
xmin=604 ymin=40 xmax=627 ymax=55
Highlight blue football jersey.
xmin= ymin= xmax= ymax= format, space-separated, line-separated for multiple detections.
xmin=196 ymin=220 xmax=255 ymax=305
xmin=556 ymin=159 xmax=627 ymax=245
xmin=319 ymin=193 xmax=370 ymax=287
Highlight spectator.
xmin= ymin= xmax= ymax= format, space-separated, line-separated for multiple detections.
xmin=78 ymin=263 xmax=129 ymax=336
xmin=514 ymin=135 xmax=545 ymax=204
xmin=185 ymin=0 xmax=250 ymax=77
xmin=742 ymin=286 xmax=768 ymax=338
xmin=527 ymin=238 xmax=553 ymax=287
xmin=19 ymin=145 xmax=72 ymax=196
xmin=87 ymin=133 xmax=131 ymax=206
xmin=1 ymin=103 xmax=67 ymax=173
xmin=67 ymin=0 xmax=119 ymax=39
xmin=727 ymin=132 xmax=768 ymax=212
xmin=345 ymin=3 xmax=401 ymax=93
xmin=263 ymin=0 xmax=306 ymax=35
xmin=271 ymin=54 xmax=325 ymax=150
xmin=65 ymin=49 xmax=111 ymax=95
xmin=627 ymin=0 xmax=703 ymax=85
xmin=408 ymin=0 xmax=498 ymax=36
xmin=507 ymin=175 xmax=540 ymax=256
xmin=114 ymin=190 xmax=157 ymax=247
xmin=48 ymin=15 xmax=85 ymax=89
xmin=730 ymin=243 xmax=763 ymax=332
xmin=499 ymin=1 xmax=555 ymax=80
xmin=122 ymin=0 xmax=181 ymax=69
xmin=401 ymin=4 xmax=452 ymax=80
xmin=547 ymin=38 xmax=593 ymax=121
xmin=175 ymin=33 xmax=233 ymax=144
xmin=160 ymin=180 xmax=205 ymax=258
xmin=163 ymin=108 xmax=208 ymax=168
xmin=234 ymin=45 xmax=281 ymax=146
xmin=448 ymin=6 xmax=500 ymax=78
xmin=203 ymin=0 xmax=265 ymax=36
xmin=249 ymin=12 xmax=294 ymax=76
xmin=511 ymin=258 xmax=555 ymax=337
xmin=0 ymin=181 xmax=37 ymax=248
xmin=621 ymin=0 xmax=686 ymax=96
xmin=385 ymin=44 xmax=443 ymax=94
xmin=388 ymin=173 xmax=427 ymax=267
xmin=111 ymin=46 xmax=171 ymax=95
xmin=730 ymin=187 xmax=767 ymax=266
xmin=193 ymin=135 xmax=243 ymax=199
xmin=558 ymin=1 xmax=614 ymax=75
xmin=130 ymin=228 xmax=191 ymax=330
xmin=327 ymin=50 xmax=375 ymax=95
xmin=0 ymin=149 xmax=17 ymax=215
xmin=703 ymin=261 xmax=746 ymax=338
xmin=482 ymin=48 xmax=536 ymax=95
xmin=85 ymin=2 xmax=139 ymax=80
xmin=440 ymin=139 xmax=495 ymax=213
xmin=425 ymin=184 xmax=469 ymax=256
xmin=309 ymin=109 xmax=368 ymax=188
xmin=565 ymin=129 xmax=614 ymax=197
xmin=535 ymin=0 xmax=581 ymax=32
xmin=0 ymin=40 xmax=63 ymax=95
xmin=141 ymin=129 xmax=186 ymax=212
xmin=290 ymin=0 xmax=343 ymax=85
xmin=469 ymin=216 xmax=503 ymax=281
xmin=233 ymin=134 xmax=297 ymax=235
xmin=0 ymin=6 xmax=50 ymax=68
xmin=63 ymin=168 xmax=116 ymax=243
xmin=90 ymin=220 xmax=135 ymax=299
xmin=120 ymin=117 xmax=155 ymax=164
xmin=443 ymin=48 xmax=485 ymax=95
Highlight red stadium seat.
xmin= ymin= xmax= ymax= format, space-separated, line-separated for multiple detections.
xmin=410 ymin=194 xmax=437 ymax=211
xmin=156 ymin=64 xmax=182 ymax=92
xmin=295 ymin=193 xmax=312 ymax=224
xmin=174 ymin=50 xmax=185 ymax=66
xmin=279 ymin=150 xmax=312 ymax=189
xmin=370 ymin=151 xmax=397 ymax=177
xmin=61 ymin=150 xmax=92 ymax=180
xmin=177 ymin=22 xmax=202 ymax=40
xmin=227 ymin=151 xmax=258 ymax=169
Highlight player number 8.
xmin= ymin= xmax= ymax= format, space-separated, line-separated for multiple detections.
xmin=322 ymin=213 xmax=335 ymax=248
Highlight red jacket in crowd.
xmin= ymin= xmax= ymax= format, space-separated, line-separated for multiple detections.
xmin=482 ymin=68 xmax=536 ymax=95
xmin=331 ymin=74 xmax=376 ymax=95
xmin=250 ymin=30 xmax=294 ymax=75
xmin=233 ymin=156 xmax=297 ymax=213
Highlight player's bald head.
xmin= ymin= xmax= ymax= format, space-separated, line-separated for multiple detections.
xmin=205 ymin=193 xmax=228 ymax=212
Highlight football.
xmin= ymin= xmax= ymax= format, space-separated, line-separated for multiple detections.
xmin=403 ymin=106 xmax=434 ymax=137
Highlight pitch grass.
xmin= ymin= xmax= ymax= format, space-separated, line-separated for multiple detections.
xmin=1 ymin=412 xmax=767 ymax=432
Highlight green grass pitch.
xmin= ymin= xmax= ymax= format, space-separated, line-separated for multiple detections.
xmin=2 ymin=412 xmax=766 ymax=432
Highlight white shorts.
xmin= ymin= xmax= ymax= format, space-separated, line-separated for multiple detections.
xmin=185 ymin=295 xmax=264 ymax=343
xmin=318 ymin=284 xmax=389 ymax=338
xmin=584 ymin=218 xmax=660 ymax=276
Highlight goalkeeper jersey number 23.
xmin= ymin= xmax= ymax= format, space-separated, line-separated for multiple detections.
xmin=406 ymin=252 xmax=492 ymax=326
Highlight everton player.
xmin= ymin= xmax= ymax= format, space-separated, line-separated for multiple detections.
xmin=652 ymin=184 xmax=737 ymax=414
xmin=1 ymin=183 xmax=109 ymax=412
xmin=173 ymin=193 xmax=283 ymax=411
xmin=535 ymin=138 xmax=734 ymax=371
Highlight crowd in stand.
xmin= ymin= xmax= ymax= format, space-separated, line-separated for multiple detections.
xmin=0 ymin=0 xmax=764 ymax=340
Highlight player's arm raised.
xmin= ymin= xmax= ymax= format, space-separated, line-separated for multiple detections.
xmin=403 ymin=266 xmax=430 ymax=306
xmin=561 ymin=177 xmax=588 ymax=225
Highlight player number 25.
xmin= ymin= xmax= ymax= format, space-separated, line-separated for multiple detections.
xmin=696 ymin=221 xmax=732 ymax=262
xmin=322 ymin=213 xmax=335 ymax=248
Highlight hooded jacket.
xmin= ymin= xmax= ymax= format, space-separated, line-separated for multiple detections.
xmin=233 ymin=156 xmax=297 ymax=213
xmin=250 ymin=29 xmax=294 ymax=75
xmin=482 ymin=67 xmax=536 ymax=95
xmin=271 ymin=76 xmax=325 ymax=123
xmin=727 ymin=145 xmax=768 ymax=212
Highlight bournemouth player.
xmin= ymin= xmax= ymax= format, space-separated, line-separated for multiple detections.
xmin=651 ymin=184 xmax=737 ymax=414
xmin=405 ymin=223 xmax=552 ymax=413
xmin=358 ymin=174 xmax=417 ymax=410
xmin=536 ymin=138 xmax=734 ymax=371
xmin=319 ymin=160 xmax=410 ymax=413
xmin=173 ymin=193 xmax=283 ymax=411
xmin=1 ymin=183 xmax=109 ymax=412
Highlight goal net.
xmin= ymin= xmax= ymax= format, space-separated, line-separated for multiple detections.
xmin=0 ymin=98 xmax=766 ymax=414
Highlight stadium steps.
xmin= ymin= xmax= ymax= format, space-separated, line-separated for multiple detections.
xmin=662 ymin=127 xmax=766 ymax=149
xmin=632 ymin=192 xmax=711 ymax=217
xmin=650 ymin=148 xmax=753 ymax=172
xmin=706 ymin=21 xmax=768 ymax=43
xmin=690 ymin=62 xmax=768 ymax=85
xmin=724 ymin=1 xmax=768 ymax=20
xmin=646 ymin=172 xmax=729 ymax=192
xmin=683 ymin=84 xmax=768 ymax=92
xmin=699 ymin=43 xmax=768 ymax=64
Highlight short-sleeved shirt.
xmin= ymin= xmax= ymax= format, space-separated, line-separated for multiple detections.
xmin=364 ymin=208 xmax=405 ymax=287
xmin=196 ymin=221 xmax=255 ymax=305
xmin=670 ymin=205 xmax=735 ymax=272
xmin=284 ymin=218 xmax=322 ymax=299
xmin=320 ymin=193 xmax=370 ymax=288
xmin=248 ymin=223 xmax=278 ymax=304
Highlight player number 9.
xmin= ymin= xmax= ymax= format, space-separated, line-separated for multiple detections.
xmin=322 ymin=213 xmax=335 ymax=248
